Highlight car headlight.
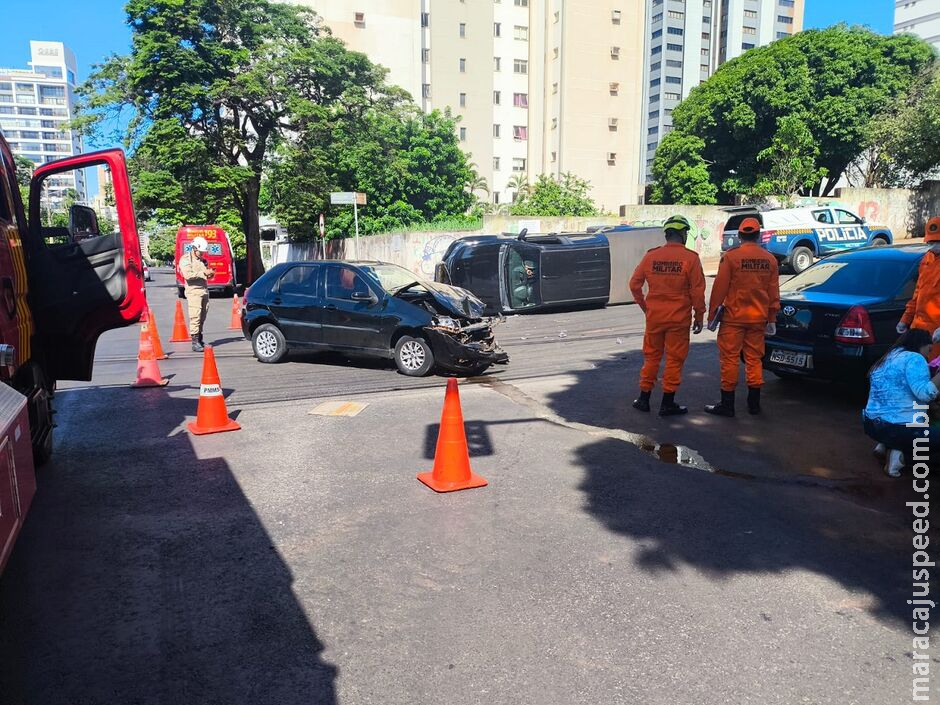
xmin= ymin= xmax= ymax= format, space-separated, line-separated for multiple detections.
xmin=434 ymin=316 xmax=460 ymax=331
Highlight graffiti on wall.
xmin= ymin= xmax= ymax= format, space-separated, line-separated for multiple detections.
xmin=410 ymin=234 xmax=457 ymax=277
xmin=621 ymin=218 xmax=714 ymax=255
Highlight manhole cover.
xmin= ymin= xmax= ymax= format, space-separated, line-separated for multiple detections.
xmin=309 ymin=401 xmax=369 ymax=417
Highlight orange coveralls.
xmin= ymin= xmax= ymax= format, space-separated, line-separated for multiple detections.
xmin=629 ymin=243 xmax=706 ymax=393
xmin=901 ymin=250 xmax=940 ymax=359
xmin=708 ymin=242 xmax=780 ymax=391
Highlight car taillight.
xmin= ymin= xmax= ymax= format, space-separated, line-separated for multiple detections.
xmin=835 ymin=305 xmax=875 ymax=345
xmin=761 ymin=229 xmax=775 ymax=244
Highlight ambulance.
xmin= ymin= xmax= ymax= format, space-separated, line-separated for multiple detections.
xmin=174 ymin=225 xmax=237 ymax=297
xmin=721 ymin=205 xmax=893 ymax=274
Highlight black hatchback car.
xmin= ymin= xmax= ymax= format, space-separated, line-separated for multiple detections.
xmin=241 ymin=260 xmax=509 ymax=376
xmin=765 ymin=244 xmax=924 ymax=381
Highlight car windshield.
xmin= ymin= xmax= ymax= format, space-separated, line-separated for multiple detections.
xmin=781 ymin=258 xmax=914 ymax=297
xmin=358 ymin=263 xmax=428 ymax=293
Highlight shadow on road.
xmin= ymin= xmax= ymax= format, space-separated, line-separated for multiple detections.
xmin=0 ymin=383 xmax=337 ymax=705
xmin=547 ymin=349 xmax=921 ymax=626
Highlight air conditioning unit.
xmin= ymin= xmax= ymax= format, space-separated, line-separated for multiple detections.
xmin=610 ymin=46 xmax=621 ymax=58
xmin=611 ymin=9 xmax=622 ymax=23
xmin=609 ymin=82 xmax=620 ymax=94
xmin=608 ymin=117 xmax=619 ymax=128
xmin=607 ymin=152 xmax=617 ymax=164
xmin=354 ymin=11 xmax=365 ymax=25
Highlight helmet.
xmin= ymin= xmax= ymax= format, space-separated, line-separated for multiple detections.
xmin=738 ymin=217 xmax=761 ymax=237
xmin=926 ymin=217 xmax=940 ymax=243
xmin=191 ymin=236 xmax=209 ymax=253
xmin=663 ymin=214 xmax=692 ymax=234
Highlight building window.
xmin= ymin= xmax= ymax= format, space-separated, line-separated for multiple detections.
xmin=668 ymin=10 xmax=684 ymax=19
xmin=514 ymin=59 xmax=528 ymax=74
xmin=611 ymin=46 xmax=621 ymax=59
xmin=649 ymin=126 xmax=659 ymax=135
xmin=778 ymin=15 xmax=793 ymax=24
xmin=493 ymin=157 xmax=500 ymax=171
xmin=421 ymin=12 xmax=429 ymax=27
xmin=652 ymin=29 xmax=662 ymax=39
xmin=494 ymin=22 xmax=501 ymax=37
xmin=459 ymin=127 xmax=467 ymax=141
xmin=666 ymin=76 xmax=681 ymax=84
xmin=742 ymin=42 xmax=755 ymax=49
xmin=743 ymin=26 xmax=756 ymax=34
xmin=354 ymin=11 xmax=365 ymax=26
xmin=665 ymin=92 xmax=680 ymax=100
xmin=609 ymin=82 xmax=620 ymax=95
xmin=702 ymin=32 xmax=711 ymax=40
xmin=649 ymin=110 xmax=660 ymax=119
xmin=553 ymin=47 xmax=559 ymax=59
xmin=650 ymin=78 xmax=661 ymax=87
xmin=703 ymin=15 xmax=711 ymax=23
xmin=513 ymin=125 xmax=528 ymax=140
xmin=494 ymin=57 xmax=502 ymax=71
xmin=651 ymin=61 xmax=661 ymax=71
xmin=494 ymin=90 xmax=501 ymax=105
xmin=667 ymin=59 xmax=682 ymax=68
xmin=776 ymin=31 xmax=789 ymax=38
xmin=667 ymin=27 xmax=684 ymax=35
xmin=780 ymin=0 xmax=794 ymax=6
xmin=514 ymin=0 xmax=528 ymax=5
xmin=652 ymin=45 xmax=662 ymax=55
xmin=459 ymin=58 xmax=466 ymax=72
xmin=551 ymin=151 xmax=557 ymax=162
xmin=459 ymin=93 xmax=466 ymax=107
xmin=667 ymin=43 xmax=682 ymax=51
xmin=552 ymin=82 xmax=558 ymax=94
xmin=512 ymin=158 xmax=526 ymax=172
xmin=493 ymin=192 xmax=501 ymax=205
xmin=701 ymin=63 xmax=710 ymax=71
xmin=551 ymin=117 xmax=558 ymax=129
xmin=701 ymin=48 xmax=710 ymax=56
xmin=493 ymin=123 xmax=501 ymax=138
xmin=652 ymin=13 xmax=663 ymax=23
xmin=744 ymin=9 xmax=757 ymax=18
xmin=513 ymin=92 xmax=528 ymax=108
xmin=647 ymin=142 xmax=657 ymax=151
xmin=422 ymin=83 xmax=431 ymax=98
xmin=650 ymin=94 xmax=660 ymax=103
xmin=608 ymin=117 xmax=619 ymax=131
xmin=459 ymin=22 xmax=466 ymax=38
xmin=422 ymin=48 xmax=430 ymax=63
xmin=514 ymin=25 xmax=528 ymax=41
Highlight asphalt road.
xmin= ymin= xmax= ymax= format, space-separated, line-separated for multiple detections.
xmin=0 ymin=269 xmax=929 ymax=705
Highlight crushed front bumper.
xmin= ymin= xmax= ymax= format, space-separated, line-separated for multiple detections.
xmin=424 ymin=319 xmax=510 ymax=372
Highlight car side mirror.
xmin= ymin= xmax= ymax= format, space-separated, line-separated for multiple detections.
xmin=351 ymin=290 xmax=375 ymax=303
xmin=69 ymin=204 xmax=100 ymax=242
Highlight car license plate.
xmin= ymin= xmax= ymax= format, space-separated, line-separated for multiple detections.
xmin=770 ymin=350 xmax=810 ymax=368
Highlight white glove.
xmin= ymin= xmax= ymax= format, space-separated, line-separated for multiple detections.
xmin=933 ymin=328 xmax=940 ymax=344
xmin=765 ymin=322 xmax=777 ymax=336
xmin=692 ymin=321 xmax=703 ymax=335
xmin=897 ymin=322 xmax=909 ymax=335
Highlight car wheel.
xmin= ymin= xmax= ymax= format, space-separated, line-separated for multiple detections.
xmin=395 ymin=335 xmax=435 ymax=377
xmin=870 ymin=237 xmax=888 ymax=247
xmin=177 ymin=286 xmax=185 ymax=298
xmin=252 ymin=323 xmax=288 ymax=363
xmin=788 ymin=246 xmax=814 ymax=274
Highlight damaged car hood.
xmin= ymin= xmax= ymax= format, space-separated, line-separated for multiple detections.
xmin=396 ymin=281 xmax=487 ymax=319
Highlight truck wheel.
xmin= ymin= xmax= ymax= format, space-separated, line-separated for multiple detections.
xmin=252 ymin=324 xmax=288 ymax=363
xmin=788 ymin=246 xmax=814 ymax=274
xmin=395 ymin=336 xmax=435 ymax=377
xmin=870 ymin=237 xmax=888 ymax=247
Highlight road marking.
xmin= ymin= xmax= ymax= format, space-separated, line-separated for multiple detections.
xmin=309 ymin=401 xmax=369 ymax=417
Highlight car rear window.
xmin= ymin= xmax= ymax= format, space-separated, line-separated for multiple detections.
xmin=781 ymin=259 xmax=915 ymax=297
xmin=724 ymin=214 xmax=761 ymax=232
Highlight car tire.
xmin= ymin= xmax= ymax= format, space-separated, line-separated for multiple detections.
xmin=252 ymin=323 xmax=288 ymax=364
xmin=870 ymin=237 xmax=888 ymax=247
xmin=177 ymin=286 xmax=185 ymax=298
xmin=394 ymin=335 xmax=435 ymax=377
xmin=788 ymin=246 xmax=814 ymax=274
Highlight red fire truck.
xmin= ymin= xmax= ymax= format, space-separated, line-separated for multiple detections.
xmin=0 ymin=137 xmax=145 ymax=571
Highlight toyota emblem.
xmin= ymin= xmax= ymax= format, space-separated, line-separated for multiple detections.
xmin=783 ymin=305 xmax=796 ymax=317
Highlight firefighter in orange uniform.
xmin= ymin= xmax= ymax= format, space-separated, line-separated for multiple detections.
xmin=629 ymin=215 xmax=707 ymax=416
xmin=704 ymin=217 xmax=780 ymax=417
xmin=900 ymin=217 xmax=940 ymax=359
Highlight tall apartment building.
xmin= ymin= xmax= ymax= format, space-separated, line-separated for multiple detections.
xmin=894 ymin=0 xmax=940 ymax=51
xmin=289 ymin=1 xmax=647 ymax=213
xmin=641 ymin=0 xmax=804 ymax=184
xmin=0 ymin=41 xmax=84 ymax=203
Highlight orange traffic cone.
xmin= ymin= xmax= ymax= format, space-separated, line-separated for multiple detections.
xmin=131 ymin=319 xmax=169 ymax=388
xmin=147 ymin=306 xmax=168 ymax=360
xmin=170 ymin=299 xmax=189 ymax=342
xmin=417 ymin=379 xmax=487 ymax=493
xmin=228 ymin=294 xmax=241 ymax=330
xmin=188 ymin=346 xmax=241 ymax=435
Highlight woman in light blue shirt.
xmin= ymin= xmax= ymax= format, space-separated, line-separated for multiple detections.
xmin=864 ymin=328 xmax=940 ymax=476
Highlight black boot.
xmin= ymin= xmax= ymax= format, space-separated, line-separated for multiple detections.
xmin=632 ymin=390 xmax=651 ymax=412
xmin=747 ymin=386 xmax=761 ymax=415
xmin=659 ymin=391 xmax=688 ymax=416
xmin=705 ymin=390 xmax=735 ymax=417
xmin=191 ymin=335 xmax=204 ymax=352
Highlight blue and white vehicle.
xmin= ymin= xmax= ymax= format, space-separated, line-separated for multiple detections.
xmin=721 ymin=206 xmax=893 ymax=274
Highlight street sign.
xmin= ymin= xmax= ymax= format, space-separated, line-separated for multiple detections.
xmin=330 ymin=192 xmax=367 ymax=205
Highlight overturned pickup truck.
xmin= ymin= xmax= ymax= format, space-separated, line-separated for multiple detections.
xmin=242 ymin=260 xmax=509 ymax=377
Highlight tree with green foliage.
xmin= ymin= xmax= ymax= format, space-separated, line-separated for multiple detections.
xmin=76 ymin=0 xmax=404 ymax=282
xmin=509 ymin=173 xmax=599 ymax=217
xmin=649 ymin=134 xmax=717 ymax=205
xmin=748 ymin=116 xmax=828 ymax=205
xmin=652 ymin=26 xmax=935 ymax=203
xmin=13 ymin=154 xmax=33 ymax=206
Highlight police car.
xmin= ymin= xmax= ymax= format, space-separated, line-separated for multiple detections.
xmin=721 ymin=206 xmax=893 ymax=274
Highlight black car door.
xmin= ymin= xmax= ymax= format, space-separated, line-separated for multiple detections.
xmin=504 ymin=243 xmax=541 ymax=310
xmin=268 ymin=264 xmax=323 ymax=346
xmin=539 ymin=242 xmax=610 ymax=305
xmin=321 ymin=264 xmax=387 ymax=353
